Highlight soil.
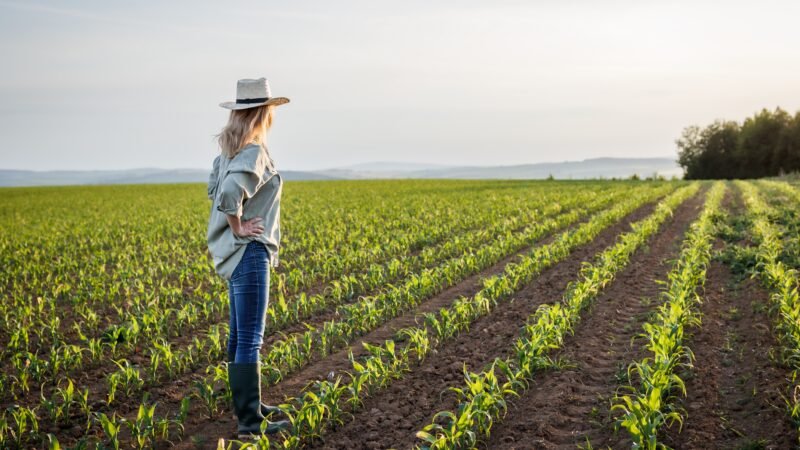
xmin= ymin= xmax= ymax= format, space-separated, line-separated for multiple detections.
xmin=658 ymin=188 xmax=796 ymax=449
xmin=171 ymin=193 xmax=670 ymax=448
xmin=657 ymin=260 xmax=796 ymax=450
xmin=407 ymin=187 xmax=705 ymax=450
xmin=302 ymin=190 xmax=705 ymax=450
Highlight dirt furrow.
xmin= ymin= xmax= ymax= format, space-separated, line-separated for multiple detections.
xmin=659 ymin=189 xmax=795 ymax=449
xmin=305 ymin=191 xmax=705 ymax=450
xmin=473 ymin=188 xmax=705 ymax=450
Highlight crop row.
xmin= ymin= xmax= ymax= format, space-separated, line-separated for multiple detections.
xmin=612 ymin=181 xmax=724 ymax=449
xmin=737 ymin=180 xmax=800 ymax=443
xmin=413 ymin=183 xmax=705 ymax=449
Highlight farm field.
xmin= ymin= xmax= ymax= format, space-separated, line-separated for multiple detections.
xmin=1 ymin=179 xmax=800 ymax=450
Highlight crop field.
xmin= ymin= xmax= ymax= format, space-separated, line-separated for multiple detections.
xmin=2 ymin=179 xmax=800 ymax=449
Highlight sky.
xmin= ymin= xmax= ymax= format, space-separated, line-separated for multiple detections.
xmin=1 ymin=0 xmax=799 ymax=172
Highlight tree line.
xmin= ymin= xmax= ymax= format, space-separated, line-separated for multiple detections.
xmin=677 ymin=107 xmax=800 ymax=179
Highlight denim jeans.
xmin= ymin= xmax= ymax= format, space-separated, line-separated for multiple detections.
xmin=227 ymin=241 xmax=270 ymax=363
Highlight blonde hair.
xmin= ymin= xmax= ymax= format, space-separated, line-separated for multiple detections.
xmin=215 ymin=104 xmax=275 ymax=158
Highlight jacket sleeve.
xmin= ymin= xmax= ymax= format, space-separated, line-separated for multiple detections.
xmin=216 ymin=146 xmax=267 ymax=217
xmin=207 ymin=155 xmax=220 ymax=200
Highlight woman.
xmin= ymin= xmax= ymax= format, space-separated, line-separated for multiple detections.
xmin=207 ymin=77 xmax=291 ymax=438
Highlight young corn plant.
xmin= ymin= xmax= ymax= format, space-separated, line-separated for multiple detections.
xmin=107 ymin=359 xmax=144 ymax=405
xmin=95 ymin=412 xmax=122 ymax=450
xmin=417 ymin=405 xmax=483 ymax=450
xmin=171 ymin=397 xmax=191 ymax=440
xmin=313 ymin=378 xmax=346 ymax=431
xmin=5 ymin=405 xmax=40 ymax=449
xmin=421 ymin=363 xmax=516 ymax=444
xmin=344 ymin=359 xmax=369 ymax=412
xmin=208 ymin=363 xmax=232 ymax=406
xmin=397 ymin=327 xmax=431 ymax=362
xmin=123 ymin=403 xmax=163 ymax=450
xmin=281 ymin=391 xmax=330 ymax=446
xmin=194 ymin=378 xmax=221 ymax=419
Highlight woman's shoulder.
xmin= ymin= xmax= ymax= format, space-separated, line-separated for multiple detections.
xmin=228 ymin=143 xmax=268 ymax=175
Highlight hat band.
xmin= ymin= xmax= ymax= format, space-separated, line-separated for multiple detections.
xmin=236 ymin=97 xmax=269 ymax=104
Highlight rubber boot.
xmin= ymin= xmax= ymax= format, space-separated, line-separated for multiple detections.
xmin=227 ymin=353 xmax=284 ymax=418
xmin=228 ymin=362 xmax=291 ymax=438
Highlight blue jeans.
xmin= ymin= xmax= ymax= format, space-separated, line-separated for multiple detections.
xmin=227 ymin=241 xmax=270 ymax=363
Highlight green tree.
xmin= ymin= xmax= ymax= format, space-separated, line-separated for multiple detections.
xmin=677 ymin=120 xmax=738 ymax=179
xmin=735 ymin=107 xmax=791 ymax=178
xmin=677 ymin=107 xmax=799 ymax=179
xmin=774 ymin=111 xmax=800 ymax=174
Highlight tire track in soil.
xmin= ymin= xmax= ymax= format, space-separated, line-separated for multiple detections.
xmin=304 ymin=190 xmax=705 ymax=450
xmin=659 ymin=189 xmax=795 ymax=449
xmin=471 ymin=188 xmax=706 ymax=450
xmin=172 ymin=193 xmax=669 ymax=448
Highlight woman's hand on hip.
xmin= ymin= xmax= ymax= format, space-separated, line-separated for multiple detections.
xmin=227 ymin=215 xmax=265 ymax=237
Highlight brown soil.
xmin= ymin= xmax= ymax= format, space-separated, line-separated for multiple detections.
xmin=171 ymin=194 xmax=670 ymax=449
xmin=659 ymin=189 xmax=796 ymax=449
xmin=467 ymin=188 xmax=705 ymax=450
xmin=657 ymin=260 xmax=796 ymax=450
xmin=302 ymin=191 xmax=705 ymax=450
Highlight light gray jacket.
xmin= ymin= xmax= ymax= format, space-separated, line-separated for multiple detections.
xmin=206 ymin=142 xmax=283 ymax=280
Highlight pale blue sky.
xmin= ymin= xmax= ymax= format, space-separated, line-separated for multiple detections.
xmin=1 ymin=0 xmax=799 ymax=171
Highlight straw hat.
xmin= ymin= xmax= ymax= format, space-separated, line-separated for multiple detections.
xmin=219 ymin=77 xmax=290 ymax=110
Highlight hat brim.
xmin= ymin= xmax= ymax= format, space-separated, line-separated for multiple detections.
xmin=219 ymin=97 xmax=290 ymax=110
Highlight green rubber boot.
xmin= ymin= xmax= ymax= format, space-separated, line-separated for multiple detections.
xmin=228 ymin=362 xmax=291 ymax=438
xmin=227 ymin=353 xmax=284 ymax=418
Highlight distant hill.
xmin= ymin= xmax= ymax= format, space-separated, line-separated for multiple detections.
xmin=0 ymin=157 xmax=682 ymax=187
xmin=333 ymin=161 xmax=454 ymax=172
xmin=318 ymin=157 xmax=682 ymax=180
xmin=0 ymin=168 xmax=337 ymax=187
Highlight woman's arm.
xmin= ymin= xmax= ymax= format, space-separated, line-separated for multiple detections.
xmin=217 ymin=171 xmax=261 ymax=217
xmin=216 ymin=147 xmax=268 ymax=237
xmin=217 ymin=170 xmax=266 ymax=237
xmin=207 ymin=156 xmax=221 ymax=200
